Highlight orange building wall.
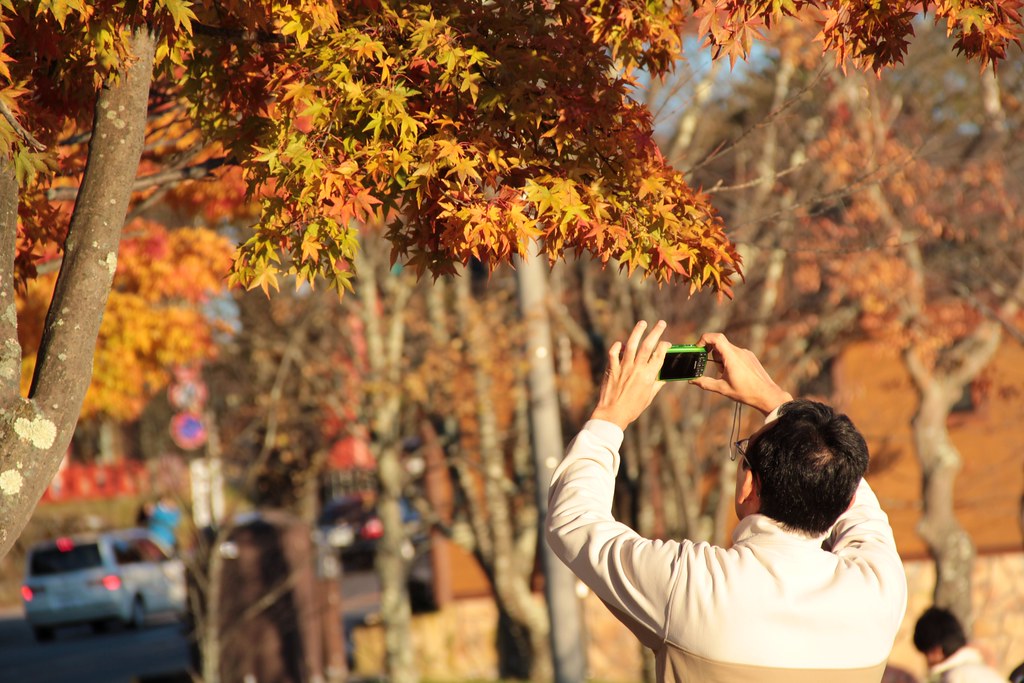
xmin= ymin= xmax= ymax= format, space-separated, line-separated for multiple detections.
xmin=834 ymin=340 xmax=1024 ymax=559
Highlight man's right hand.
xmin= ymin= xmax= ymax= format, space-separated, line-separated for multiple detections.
xmin=690 ymin=332 xmax=793 ymax=416
xmin=589 ymin=320 xmax=672 ymax=430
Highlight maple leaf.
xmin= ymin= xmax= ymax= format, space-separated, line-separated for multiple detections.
xmin=301 ymin=227 xmax=322 ymax=262
xmin=249 ymin=266 xmax=281 ymax=296
xmin=350 ymin=187 xmax=383 ymax=223
xmin=159 ymin=0 xmax=197 ymax=34
xmin=11 ymin=0 xmax=1014 ymax=315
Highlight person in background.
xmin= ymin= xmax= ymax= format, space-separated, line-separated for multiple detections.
xmin=135 ymin=498 xmax=154 ymax=526
xmin=147 ymin=494 xmax=182 ymax=552
xmin=912 ymin=606 xmax=1004 ymax=683
xmin=882 ymin=664 xmax=920 ymax=683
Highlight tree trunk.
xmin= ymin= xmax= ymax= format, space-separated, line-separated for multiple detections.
xmin=902 ymin=289 xmax=1019 ymax=634
xmin=517 ymin=246 xmax=586 ymax=683
xmin=0 ymin=28 xmax=155 ymax=559
xmin=897 ymin=229 xmax=1023 ymax=634
xmin=911 ymin=382 xmax=976 ymax=630
xmin=357 ymin=244 xmax=417 ymax=683
xmin=201 ymin=541 xmax=226 ymax=683
xmin=667 ymin=60 xmax=723 ymax=166
xmin=376 ymin=442 xmax=415 ymax=683
xmin=319 ymin=567 xmax=347 ymax=683
xmin=448 ymin=271 xmax=556 ymax=682
xmin=709 ymin=48 xmax=797 ymax=544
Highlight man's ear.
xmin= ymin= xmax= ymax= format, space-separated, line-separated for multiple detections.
xmin=738 ymin=470 xmax=761 ymax=513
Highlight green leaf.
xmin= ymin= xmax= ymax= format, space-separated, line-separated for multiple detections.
xmin=159 ymin=0 xmax=197 ymax=33
xmin=958 ymin=7 xmax=989 ymax=34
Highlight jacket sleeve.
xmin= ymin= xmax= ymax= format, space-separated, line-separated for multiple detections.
xmin=823 ymin=478 xmax=908 ymax=627
xmin=545 ymin=420 xmax=683 ymax=647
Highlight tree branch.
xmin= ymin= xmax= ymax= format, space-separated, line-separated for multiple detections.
xmin=0 ymin=100 xmax=45 ymax=152
xmin=46 ymin=156 xmax=231 ymax=202
xmin=0 ymin=27 xmax=157 ymax=561
xmin=193 ymin=21 xmax=290 ymax=44
xmin=0 ymin=161 xmax=21 ymax=398
xmin=220 ymin=566 xmax=302 ymax=646
xmin=685 ymin=66 xmax=827 ymax=176
xmin=953 ymin=276 xmax=1024 ymax=346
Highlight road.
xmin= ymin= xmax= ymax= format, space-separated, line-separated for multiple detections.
xmin=0 ymin=609 xmax=190 ymax=683
xmin=0 ymin=569 xmax=381 ymax=683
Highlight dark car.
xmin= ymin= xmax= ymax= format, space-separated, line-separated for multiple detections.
xmin=316 ymin=494 xmax=427 ymax=570
xmin=316 ymin=494 xmax=384 ymax=569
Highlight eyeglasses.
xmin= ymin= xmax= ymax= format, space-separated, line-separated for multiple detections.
xmin=730 ymin=438 xmax=750 ymax=463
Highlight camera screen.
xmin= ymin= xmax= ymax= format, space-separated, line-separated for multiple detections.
xmin=659 ymin=350 xmax=707 ymax=381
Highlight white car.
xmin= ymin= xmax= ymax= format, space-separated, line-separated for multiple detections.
xmin=21 ymin=528 xmax=187 ymax=642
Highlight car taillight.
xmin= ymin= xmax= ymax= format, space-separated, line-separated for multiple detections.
xmin=361 ymin=517 xmax=384 ymax=540
xmin=21 ymin=585 xmax=36 ymax=602
xmin=87 ymin=574 xmax=122 ymax=591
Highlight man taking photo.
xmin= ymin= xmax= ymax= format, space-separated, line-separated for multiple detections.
xmin=546 ymin=320 xmax=908 ymax=682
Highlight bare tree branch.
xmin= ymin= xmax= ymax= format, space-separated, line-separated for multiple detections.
xmin=953 ymin=276 xmax=1024 ymax=346
xmin=0 ymin=100 xmax=45 ymax=152
xmin=46 ymin=156 xmax=231 ymax=202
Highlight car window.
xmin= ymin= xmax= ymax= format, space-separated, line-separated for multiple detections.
xmin=30 ymin=543 xmax=102 ymax=575
xmin=318 ymin=496 xmax=368 ymax=525
xmin=136 ymin=538 xmax=170 ymax=562
xmin=113 ymin=539 xmax=144 ymax=564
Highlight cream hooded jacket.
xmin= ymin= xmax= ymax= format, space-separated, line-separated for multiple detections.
xmin=928 ymin=646 xmax=1006 ymax=683
xmin=546 ymin=419 xmax=908 ymax=683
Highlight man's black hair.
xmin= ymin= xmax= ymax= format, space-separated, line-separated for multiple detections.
xmin=745 ymin=399 xmax=868 ymax=536
xmin=913 ymin=607 xmax=967 ymax=658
